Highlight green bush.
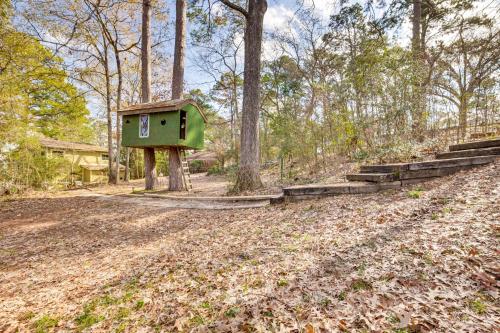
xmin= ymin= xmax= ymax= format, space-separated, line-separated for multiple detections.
xmin=188 ymin=159 xmax=205 ymax=173
xmin=207 ymin=164 xmax=224 ymax=175
xmin=1 ymin=138 xmax=71 ymax=192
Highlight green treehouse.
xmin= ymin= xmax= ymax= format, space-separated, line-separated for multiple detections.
xmin=118 ymin=99 xmax=207 ymax=189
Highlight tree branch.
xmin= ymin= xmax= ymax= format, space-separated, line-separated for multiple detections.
xmin=218 ymin=0 xmax=248 ymax=18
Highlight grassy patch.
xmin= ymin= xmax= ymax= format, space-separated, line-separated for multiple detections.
xmin=277 ymin=279 xmax=289 ymax=287
xmin=442 ymin=207 xmax=452 ymax=214
xmin=319 ymin=298 xmax=331 ymax=307
xmin=262 ymin=310 xmax=273 ymax=317
xmin=99 ymin=294 xmax=119 ymax=306
xmin=33 ymin=315 xmax=58 ymax=333
xmin=200 ymin=301 xmax=211 ymax=309
xmin=134 ymin=300 xmax=145 ymax=311
xmin=75 ymin=302 xmax=104 ymax=331
xmin=423 ymin=253 xmax=434 ymax=265
xmin=75 ymin=312 xmax=103 ymax=331
xmin=338 ymin=291 xmax=347 ymax=301
xmin=190 ymin=315 xmax=204 ymax=325
xmin=356 ymin=262 xmax=367 ymax=275
xmin=393 ymin=329 xmax=409 ymax=333
xmin=351 ymin=279 xmax=372 ymax=291
xmin=114 ymin=307 xmax=130 ymax=321
xmin=469 ymin=298 xmax=487 ymax=315
xmin=121 ymin=291 xmax=134 ymax=303
xmin=407 ymin=189 xmax=423 ymax=199
xmin=224 ymin=307 xmax=239 ymax=318
xmin=115 ymin=322 xmax=128 ymax=333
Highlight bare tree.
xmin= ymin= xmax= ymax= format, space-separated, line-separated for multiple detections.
xmin=169 ymin=0 xmax=186 ymax=191
xmin=218 ymin=0 xmax=267 ymax=191
xmin=433 ymin=21 xmax=499 ymax=140
xmin=142 ymin=0 xmax=157 ymax=190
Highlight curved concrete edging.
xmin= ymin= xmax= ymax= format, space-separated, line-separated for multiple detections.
xmin=96 ymin=193 xmax=276 ymax=209
xmin=141 ymin=192 xmax=283 ymax=202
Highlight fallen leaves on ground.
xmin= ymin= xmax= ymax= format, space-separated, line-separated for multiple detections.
xmin=0 ymin=162 xmax=498 ymax=332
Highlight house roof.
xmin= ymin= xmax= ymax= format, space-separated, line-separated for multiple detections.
xmin=117 ymin=98 xmax=207 ymax=123
xmin=40 ymin=138 xmax=108 ymax=153
xmin=80 ymin=163 xmax=125 ymax=171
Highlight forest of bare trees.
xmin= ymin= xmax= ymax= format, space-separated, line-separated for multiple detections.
xmin=1 ymin=0 xmax=498 ymax=191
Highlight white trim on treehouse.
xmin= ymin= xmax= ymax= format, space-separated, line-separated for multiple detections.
xmin=139 ymin=114 xmax=149 ymax=138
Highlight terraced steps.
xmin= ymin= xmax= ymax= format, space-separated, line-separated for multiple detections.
xmin=283 ymin=181 xmax=401 ymax=200
xmin=345 ymin=173 xmax=394 ymax=183
xmin=449 ymin=138 xmax=500 ymax=151
xmin=282 ymin=138 xmax=499 ymax=202
xmin=436 ymin=146 xmax=500 ymax=159
xmin=359 ymin=155 xmax=495 ymax=174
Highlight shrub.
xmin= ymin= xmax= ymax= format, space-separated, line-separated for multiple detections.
xmin=188 ymin=159 xmax=205 ymax=173
xmin=33 ymin=315 xmax=58 ymax=333
xmin=1 ymin=137 xmax=71 ymax=192
xmin=207 ymin=164 xmax=224 ymax=175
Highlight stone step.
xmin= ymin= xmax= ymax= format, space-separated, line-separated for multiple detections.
xmin=360 ymin=163 xmax=409 ymax=174
xmin=283 ymin=181 xmax=401 ymax=197
xmin=346 ymin=173 xmax=395 ymax=182
xmin=361 ymin=155 xmax=496 ymax=173
xmin=436 ymin=146 xmax=500 ymax=159
xmin=407 ymin=155 xmax=496 ymax=171
xmin=399 ymin=164 xmax=477 ymax=180
xmin=449 ymin=138 xmax=500 ymax=151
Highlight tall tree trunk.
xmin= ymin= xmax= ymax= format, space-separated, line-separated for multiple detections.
xmin=169 ymin=0 xmax=186 ymax=191
xmin=144 ymin=147 xmax=156 ymax=187
xmin=124 ymin=147 xmax=130 ymax=181
xmin=172 ymin=0 xmax=186 ymax=100
xmin=234 ymin=0 xmax=267 ymax=191
xmin=412 ymin=0 xmax=425 ymax=141
xmin=141 ymin=0 xmax=157 ymax=190
xmin=412 ymin=0 xmax=421 ymax=61
xmin=114 ymin=51 xmax=122 ymax=184
xmin=459 ymin=95 xmax=468 ymax=141
xmin=103 ymin=39 xmax=116 ymax=184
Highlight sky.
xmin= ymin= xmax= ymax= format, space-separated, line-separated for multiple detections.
xmin=18 ymin=0 xmax=495 ymax=118
xmin=179 ymin=0 xmax=497 ymax=95
xmin=182 ymin=0 xmax=347 ymax=93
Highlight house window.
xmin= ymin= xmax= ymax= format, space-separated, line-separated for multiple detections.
xmin=52 ymin=150 xmax=64 ymax=157
xmin=139 ymin=114 xmax=149 ymax=138
xmin=102 ymin=154 xmax=109 ymax=161
xmin=180 ymin=110 xmax=187 ymax=140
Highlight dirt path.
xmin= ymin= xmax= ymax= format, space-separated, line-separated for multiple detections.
xmin=93 ymin=193 xmax=272 ymax=210
xmin=0 ymin=162 xmax=498 ymax=332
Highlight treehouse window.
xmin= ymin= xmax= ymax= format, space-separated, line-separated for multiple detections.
xmin=139 ymin=114 xmax=149 ymax=138
xmin=101 ymin=154 xmax=109 ymax=161
xmin=180 ymin=110 xmax=187 ymax=140
xmin=52 ymin=150 xmax=64 ymax=157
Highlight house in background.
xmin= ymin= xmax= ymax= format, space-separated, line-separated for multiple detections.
xmin=39 ymin=137 xmax=124 ymax=183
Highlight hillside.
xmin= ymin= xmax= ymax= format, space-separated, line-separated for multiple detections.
xmin=0 ymin=161 xmax=498 ymax=332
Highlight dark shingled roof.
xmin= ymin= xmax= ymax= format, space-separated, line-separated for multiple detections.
xmin=117 ymin=98 xmax=207 ymax=122
xmin=39 ymin=138 xmax=108 ymax=153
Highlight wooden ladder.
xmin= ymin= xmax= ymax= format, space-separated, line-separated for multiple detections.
xmin=177 ymin=148 xmax=193 ymax=191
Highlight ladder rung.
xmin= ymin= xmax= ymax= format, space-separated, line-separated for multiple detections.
xmin=177 ymin=148 xmax=193 ymax=191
